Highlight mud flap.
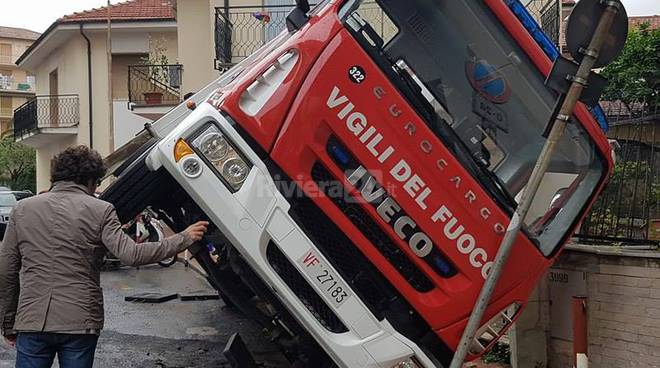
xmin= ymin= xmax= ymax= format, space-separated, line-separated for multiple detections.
xmin=223 ymin=333 xmax=257 ymax=368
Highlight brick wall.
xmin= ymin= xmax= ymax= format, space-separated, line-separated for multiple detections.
xmin=548 ymin=246 xmax=660 ymax=368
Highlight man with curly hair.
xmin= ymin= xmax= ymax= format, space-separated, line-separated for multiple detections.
xmin=0 ymin=145 xmax=209 ymax=368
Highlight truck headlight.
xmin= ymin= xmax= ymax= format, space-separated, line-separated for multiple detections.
xmin=190 ymin=123 xmax=252 ymax=191
xmin=390 ymin=358 xmax=422 ymax=368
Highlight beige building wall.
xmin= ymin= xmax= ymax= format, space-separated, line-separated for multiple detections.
xmin=29 ymin=27 xmax=178 ymax=191
xmin=176 ymin=0 xmax=267 ymax=94
xmin=0 ymin=36 xmax=36 ymax=136
xmin=112 ymin=54 xmax=144 ymax=99
xmin=29 ymin=32 xmax=99 ymax=190
xmin=177 ymin=0 xmax=217 ymax=95
xmin=89 ymin=31 xmax=114 ymax=159
xmin=149 ymin=31 xmax=179 ymax=64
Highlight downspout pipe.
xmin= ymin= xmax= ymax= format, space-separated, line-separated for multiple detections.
xmin=80 ymin=24 xmax=93 ymax=149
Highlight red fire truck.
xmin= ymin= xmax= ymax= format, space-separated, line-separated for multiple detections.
xmin=103 ymin=0 xmax=614 ymax=366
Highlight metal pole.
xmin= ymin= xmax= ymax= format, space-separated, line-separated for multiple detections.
xmin=448 ymin=3 xmax=621 ymax=367
xmin=107 ymin=0 xmax=115 ymax=152
xmin=572 ymin=296 xmax=588 ymax=368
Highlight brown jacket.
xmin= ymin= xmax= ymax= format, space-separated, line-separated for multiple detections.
xmin=0 ymin=181 xmax=192 ymax=335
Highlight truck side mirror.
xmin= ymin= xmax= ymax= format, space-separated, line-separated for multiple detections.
xmin=286 ymin=0 xmax=311 ymax=32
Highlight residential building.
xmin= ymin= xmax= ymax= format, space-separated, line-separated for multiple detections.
xmin=0 ymin=26 xmax=39 ymax=137
xmin=14 ymin=0 xmax=179 ymax=191
xmin=14 ymin=0 xmax=298 ymax=192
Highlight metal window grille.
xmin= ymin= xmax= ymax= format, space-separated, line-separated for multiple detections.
xmin=577 ymin=99 xmax=660 ymax=245
xmin=214 ymin=1 xmax=561 ymax=71
xmin=523 ymin=0 xmax=561 ymax=47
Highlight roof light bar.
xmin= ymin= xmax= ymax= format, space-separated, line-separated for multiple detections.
xmin=505 ymin=0 xmax=609 ymax=132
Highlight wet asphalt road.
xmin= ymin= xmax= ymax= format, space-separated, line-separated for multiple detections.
xmin=0 ymin=263 xmax=289 ymax=368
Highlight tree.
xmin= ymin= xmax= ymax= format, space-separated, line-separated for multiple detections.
xmin=0 ymin=137 xmax=36 ymax=192
xmin=601 ymin=23 xmax=660 ymax=108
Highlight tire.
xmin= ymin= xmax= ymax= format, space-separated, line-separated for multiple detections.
xmin=146 ymin=218 xmax=178 ymax=268
xmin=158 ymin=256 xmax=177 ymax=267
xmin=101 ymin=153 xmax=178 ymax=224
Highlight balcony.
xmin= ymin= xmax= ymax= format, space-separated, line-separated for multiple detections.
xmin=0 ymin=75 xmax=35 ymax=95
xmin=13 ymin=95 xmax=79 ymax=148
xmin=128 ymin=64 xmax=183 ymax=109
xmin=215 ymin=4 xmax=304 ymax=70
xmin=213 ymin=3 xmax=397 ymax=71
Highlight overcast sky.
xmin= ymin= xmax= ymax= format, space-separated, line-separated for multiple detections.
xmin=0 ymin=0 xmax=658 ymax=33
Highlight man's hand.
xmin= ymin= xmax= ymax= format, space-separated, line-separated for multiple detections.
xmin=183 ymin=221 xmax=210 ymax=243
xmin=3 ymin=334 xmax=16 ymax=348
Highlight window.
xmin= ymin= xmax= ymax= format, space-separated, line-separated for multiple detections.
xmin=0 ymin=44 xmax=11 ymax=64
xmin=0 ymin=97 xmax=12 ymax=116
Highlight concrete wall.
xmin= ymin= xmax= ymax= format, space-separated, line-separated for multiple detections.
xmin=513 ymin=245 xmax=660 ymax=368
xmin=548 ymin=247 xmax=660 ymax=368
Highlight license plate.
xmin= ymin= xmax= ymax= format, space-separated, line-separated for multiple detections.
xmin=298 ymin=249 xmax=352 ymax=308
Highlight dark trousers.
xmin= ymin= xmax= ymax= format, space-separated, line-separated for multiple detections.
xmin=16 ymin=333 xmax=99 ymax=368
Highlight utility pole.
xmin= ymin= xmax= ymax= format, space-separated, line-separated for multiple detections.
xmin=107 ymin=0 xmax=115 ymax=153
xmin=448 ymin=1 xmax=626 ymax=367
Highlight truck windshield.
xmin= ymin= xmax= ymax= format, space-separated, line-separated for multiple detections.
xmin=340 ymin=0 xmax=605 ymax=256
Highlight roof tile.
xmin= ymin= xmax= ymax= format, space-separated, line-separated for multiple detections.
xmin=60 ymin=0 xmax=175 ymax=23
xmin=0 ymin=26 xmax=40 ymax=40
xmin=629 ymin=15 xmax=660 ymax=30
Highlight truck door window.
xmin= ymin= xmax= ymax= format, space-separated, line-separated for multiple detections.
xmin=341 ymin=0 xmax=605 ymax=256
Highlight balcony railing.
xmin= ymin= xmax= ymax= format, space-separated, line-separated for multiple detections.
xmin=13 ymin=95 xmax=79 ymax=138
xmin=214 ymin=4 xmax=319 ymax=70
xmin=128 ymin=64 xmax=182 ymax=107
xmin=214 ymin=1 xmax=559 ymax=70
xmin=0 ymin=76 xmax=35 ymax=93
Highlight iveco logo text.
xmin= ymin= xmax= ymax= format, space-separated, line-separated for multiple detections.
xmin=327 ymin=86 xmax=495 ymax=279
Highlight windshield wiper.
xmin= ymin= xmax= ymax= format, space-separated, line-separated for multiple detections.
xmin=346 ymin=21 xmax=517 ymax=213
xmin=472 ymin=160 xmax=518 ymax=210
xmin=390 ymin=64 xmax=517 ymax=211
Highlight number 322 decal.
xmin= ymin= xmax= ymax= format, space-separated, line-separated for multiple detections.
xmin=348 ymin=65 xmax=366 ymax=84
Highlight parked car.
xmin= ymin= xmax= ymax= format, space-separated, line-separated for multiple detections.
xmin=0 ymin=192 xmax=18 ymax=239
xmin=11 ymin=190 xmax=34 ymax=201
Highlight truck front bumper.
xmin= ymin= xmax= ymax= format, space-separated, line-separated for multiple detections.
xmin=146 ymin=103 xmax=438 ymax=368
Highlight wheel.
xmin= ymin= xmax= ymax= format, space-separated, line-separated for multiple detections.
xmin=146 ymin=217 xmax=178 ymax=268
xmin=100 ymin=150 xmax=178 ymax=224
xmin=158 ymin=256 xmax=177 ymax=267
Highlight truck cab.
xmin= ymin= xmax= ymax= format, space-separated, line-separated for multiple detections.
xmin=102 ymin=1 xmax=613 ymax=366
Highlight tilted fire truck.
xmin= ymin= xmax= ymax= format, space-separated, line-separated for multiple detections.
xmin=102 ymin=0 xmax=615 ymax=366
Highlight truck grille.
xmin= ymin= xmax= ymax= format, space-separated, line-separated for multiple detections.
xmin=325 ymin=136 xmax=457 ymax=280
xmin=285 ymin=189 xmax=392 ymax=318
xmin=311 ymin=163 xmax=435 ymax=292
xmin=266 ymin=241 xmax=349 ymax=334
